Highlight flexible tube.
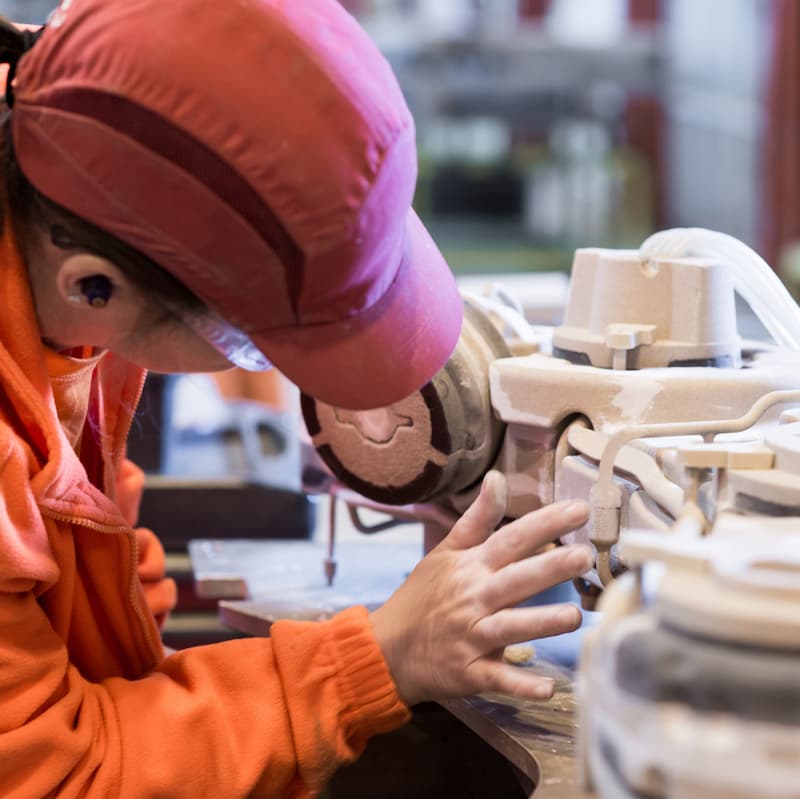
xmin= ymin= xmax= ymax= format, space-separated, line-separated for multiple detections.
xmin=640 ymin=227 xmax=800 ymax=350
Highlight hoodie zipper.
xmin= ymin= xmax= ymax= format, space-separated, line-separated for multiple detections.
xmin=36 ymin=368 xmax=158 ymax=661
xmin=38 ymin=507 xmax=163 ymax=663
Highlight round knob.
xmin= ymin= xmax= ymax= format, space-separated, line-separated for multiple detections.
xmin=301 ymin=302 xmax=510 ymax=505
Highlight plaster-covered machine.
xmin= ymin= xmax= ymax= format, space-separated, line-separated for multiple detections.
xmin=302 ymin=228 xmax=800 ymax=799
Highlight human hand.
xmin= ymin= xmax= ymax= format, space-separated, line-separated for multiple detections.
xmin=369 ymin=471 xmax=592 ymax=706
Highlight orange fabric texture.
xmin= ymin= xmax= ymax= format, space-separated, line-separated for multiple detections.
xmin=44 ymin=347 xmax=178 ymax=626
xmin=0 ymin=223 xmax=410 ymax=797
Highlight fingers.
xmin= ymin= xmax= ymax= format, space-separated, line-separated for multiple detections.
xmin=470 ymin=660 xmax=558 ymax=700
xmin=482 ymin=500 xmax=589 ymax=570
xmin=482 ymin=544 xmax=593 ymax=613
xmin=471 ymin=603 xmax=582 ymax=652
xmin=446 ymin=471 xmax=508 ymax=551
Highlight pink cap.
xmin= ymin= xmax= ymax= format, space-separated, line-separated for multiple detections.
xmin=12 ymin=0 xmax=463 ymax=409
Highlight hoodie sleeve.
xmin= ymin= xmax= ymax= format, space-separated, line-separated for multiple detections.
xmin=0 ymin=444 xmax=410 ymax=798
xmin=108 ymin=607 xmax=410 ymax=798
xmin=0 ymin=592 xmax=409 ymax=798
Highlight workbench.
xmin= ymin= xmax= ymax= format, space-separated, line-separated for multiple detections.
xmin=189 ymin=536 xmax=597 ymax=798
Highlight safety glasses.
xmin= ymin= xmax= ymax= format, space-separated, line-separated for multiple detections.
xmin=179 ymin=308 xmax=272 ymax=371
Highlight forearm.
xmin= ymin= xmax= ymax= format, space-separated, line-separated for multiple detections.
xmin=1 ymin=596 xmax=408 ymax=799
xmin=110 ymin=608 xmax=408 ymax=798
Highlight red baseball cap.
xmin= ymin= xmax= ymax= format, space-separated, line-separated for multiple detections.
xmin=11 ymin=0 xmax=463 ymax=409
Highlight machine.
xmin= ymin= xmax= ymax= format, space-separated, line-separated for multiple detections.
xmin=301 ymin=228 xmax=800 ymax=798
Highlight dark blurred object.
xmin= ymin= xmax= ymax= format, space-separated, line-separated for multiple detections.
xmin=126 ymin=373 xmax=169 ymax=473
xmin=628 ymin=0 xmax=661 ymax=25
xmin=324 ymin=703 xmax=529 ymax=799
xmin=763 ymin=0 xmax=800 ymax=272
xmin=141 ymin=479 xmax=313 ymax=552
xmin=522 ymin=0 xmax=663 ymax=26
xmin=519 ymin=0 xmax=551 ymax=20
xmin=429 ymin=163 xmax=523 ymax=219
xmin=623 ymin=94 xmax=665 ymax=226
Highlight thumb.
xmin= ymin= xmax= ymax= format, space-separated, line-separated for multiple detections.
xmin=447 ymin=470 xmax=508 ymax=551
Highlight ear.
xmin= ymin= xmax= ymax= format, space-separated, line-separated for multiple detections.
xmin=55 ymin=253 xmax=123 ymax=309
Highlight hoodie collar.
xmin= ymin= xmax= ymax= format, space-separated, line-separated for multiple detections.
xmin=0 ymin=220 xmax=146 ymax=521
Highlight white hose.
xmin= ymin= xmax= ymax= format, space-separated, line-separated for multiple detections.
xmin=640 ymin=227 xmax=800 ymax=350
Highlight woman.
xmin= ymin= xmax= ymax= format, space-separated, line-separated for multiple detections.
xmin=0 ymin=1 xmax=592 ymax=796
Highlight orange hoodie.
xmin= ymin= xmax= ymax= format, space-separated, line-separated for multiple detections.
xmin=0 ymin=223 xmax=410 ymax=797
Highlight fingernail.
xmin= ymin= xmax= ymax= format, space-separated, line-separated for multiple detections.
xmin=557 ymin=605 xmax=581 ymax=628
xmin=568 ymin=545 xmax=593 ymax=571
xmin=565 ymin=500 xmax=589 ymax=522
xmin=534 ymin=679 xmax=555 ymax=699
xmin=483 ymin=471 xmax=507 ymax=518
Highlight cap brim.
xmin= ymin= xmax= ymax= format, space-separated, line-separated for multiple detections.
xmin=252 ymin=209 xmax=463 ymax=410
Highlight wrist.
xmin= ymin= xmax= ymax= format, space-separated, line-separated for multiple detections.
xmin=369 ymin=605 xmax=420 ymax=707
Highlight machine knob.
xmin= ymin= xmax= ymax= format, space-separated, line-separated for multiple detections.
xmin=301 ymin=302 xmax=510 ymax=505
